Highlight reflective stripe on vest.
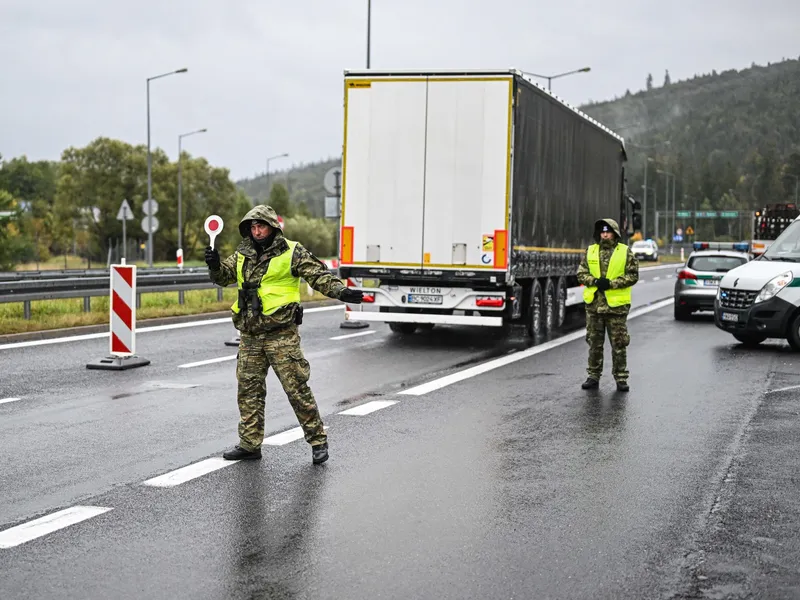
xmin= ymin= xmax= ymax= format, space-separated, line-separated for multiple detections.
xmin=231 ymin=239 xmax=301 ymax=315
xmin=583 ymin=243 xmax=632 ymax=307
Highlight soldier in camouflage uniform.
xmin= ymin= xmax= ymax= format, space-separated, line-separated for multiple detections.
xmin=576 ymin=218 xmax=639 ymax=392
xmin=205 ymin=205 xmax=363 ymax=464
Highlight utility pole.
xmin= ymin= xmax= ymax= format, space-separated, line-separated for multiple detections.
xmin=366 ymin=0 xmax=371 ymax=68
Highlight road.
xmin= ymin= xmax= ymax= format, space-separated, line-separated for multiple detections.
xmin=1 ymin=264 xmax=798 ymax=599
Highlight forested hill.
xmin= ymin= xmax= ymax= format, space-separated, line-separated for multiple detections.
xmin=237 ymin=58 xmax=800 ymax=235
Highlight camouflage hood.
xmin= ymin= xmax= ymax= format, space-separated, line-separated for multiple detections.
xmin=238 ymin=205 xmax=283 ymax=238
xmin=593 ymin=218 xmax=622 ymax=243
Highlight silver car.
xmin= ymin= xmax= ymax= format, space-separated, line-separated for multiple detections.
xmin=632 ymin=239 xmax=659 ymax=261
xmin=674 ymin=249 xmax=750 ymax=320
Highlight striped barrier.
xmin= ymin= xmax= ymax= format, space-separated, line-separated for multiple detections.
xmin=86 ymin=260 xmax=151 ymax=370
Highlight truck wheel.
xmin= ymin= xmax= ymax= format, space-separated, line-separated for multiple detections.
xmin=543 ymin=278 xmax=556 ymax=333
xmin=527 ymin=280 xmax=543 ymax=337
xmin=389 ymin=323 xmax=417 ymax=335
xmin=786 ymin=313 xmax=800 ymax=350
xmin=733 ymin=333 xmax=767 ymax=347
xmin=555 ymin=277 xmax=567 ymax=329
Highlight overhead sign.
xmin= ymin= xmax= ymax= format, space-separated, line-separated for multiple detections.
xmin=323 ymin=166 xmax=342 ymax=195
xmin=116 ymin=199 xmax=134 ymax=221
xmin=676 ymin=210 xmax=691 ymax=218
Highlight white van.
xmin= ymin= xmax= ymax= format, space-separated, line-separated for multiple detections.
xmin=714 ymin=216 xmax=800 ymax=348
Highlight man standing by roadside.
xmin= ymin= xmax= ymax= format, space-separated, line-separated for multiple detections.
xmin=205 ymin=204 xmax=363 ymax=464
xmin=577 ymin=218 xmax=639 ymax=392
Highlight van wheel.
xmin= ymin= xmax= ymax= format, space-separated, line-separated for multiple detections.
xmin=389 ymin=323 xmax=417 ymax=335
xmin=786 ymin=313 xmax=800 ymax=350
xmin=733 ymin=333 xmax=767 ymax=347
xmin=527 ymin=280 xmax=543 ymax=337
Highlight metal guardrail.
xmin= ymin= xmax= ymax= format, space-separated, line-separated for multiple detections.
xmin=0 ymin=267 xmax=336 ymax=320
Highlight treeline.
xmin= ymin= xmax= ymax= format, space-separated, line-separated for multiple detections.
xmin=581 ymin=57 xmax=800 ymax=241
xmin=0 ymin=139 xmax=338 ymax=270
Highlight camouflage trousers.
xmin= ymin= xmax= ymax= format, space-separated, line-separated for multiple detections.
xmin=585 ymin=311 xmax=631 ymax=383
xmin=236 ymin=325 xmax=326 ymax=451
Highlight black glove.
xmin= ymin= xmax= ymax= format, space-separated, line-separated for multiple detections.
xmin=204 ymin=246 xmax=220 ymax=270
xmin=340 ymin=288 xmax=364 ymax=304
xmin=595 ymin=277 xmax=611 ymax=292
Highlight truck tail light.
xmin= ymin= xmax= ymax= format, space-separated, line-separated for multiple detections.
xmin=678 ymin=270 xmax=696 ymax=280
xmin=476 ymin=297 xmax=504 ymax=307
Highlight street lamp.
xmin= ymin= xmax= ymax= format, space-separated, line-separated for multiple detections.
xmin=657 ymin=169 xmax=675 ymax=243
xmin=146 ymin=67 xmax=188 ymax=267
xmin=265 ymin=153 xmax=290 ymax=199
xmin=177 ymin=128 xmax=207 ymax=270
xmin=521 ymin=67 xmax=591 ymax=91
xmin=628 ymin=141 xmax=671 ymax=239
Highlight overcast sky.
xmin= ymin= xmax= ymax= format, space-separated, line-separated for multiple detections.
xmin=1 ymin=0 xmax=797 ymax=181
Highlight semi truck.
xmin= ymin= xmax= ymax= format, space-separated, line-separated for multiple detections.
xmin=750 ymin=203 xmax=799 ymax=256
xmin=337 ymin=69 xmax=636 ymax=336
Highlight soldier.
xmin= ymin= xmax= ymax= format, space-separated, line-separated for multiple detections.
xmin=576 ymin=218 xmax=639 ymax=392
xmin=204 ymin=205 xmax=363 ymax=464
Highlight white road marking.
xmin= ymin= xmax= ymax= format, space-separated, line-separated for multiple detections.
xmin=0 ymin=506 xmax=112 ymax=549
xmin=263 ymin=426 xmax=332 ymax=446
xmin=765 ymin=384 xmax=800 ymax=395
xmin=338 ymin=400 xmax=398 ymax=416
xmin=0 ymin=305 xmax=344 ymax=351
xmin=0 ymin=397 xmax=21 ymax=405
xmin=330 ymin=330 xmax=376 ymax=341
xmin=178 ymin=355 xmax=237 ymax=369
xmin=142 ymin=457 xmax=236 ymax=488
xmin=399 ymin=298 xmax=674 ymax=396
xmin=653 ymin=276 xmax=661 ymax=281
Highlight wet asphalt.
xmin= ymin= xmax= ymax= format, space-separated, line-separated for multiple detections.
xmin=1 ymin=265 xmax=798 ymax=599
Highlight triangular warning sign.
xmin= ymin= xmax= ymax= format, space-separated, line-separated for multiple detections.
xmin=117 ymin=199 xmax=134 ymax=221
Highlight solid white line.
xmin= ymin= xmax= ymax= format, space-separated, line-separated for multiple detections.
xmin=0 ymin=397 xmax=21 ymax=405
xmin=330 ymin=330 xmax=376 ymax=341
xmin=0 ymin=506 xmax=112 ymax=549
xmin=0 ymin=305 xmax=344 ymax=351
xmin=142 ymin=457 xmax=236 ymax=488
xmin=398 ymin=298 xmax=674 ymax=396
xmin=338 ymin=400 xmax=398 ymax=416
xmin=178 ymin=355 xmax=237 ymax=369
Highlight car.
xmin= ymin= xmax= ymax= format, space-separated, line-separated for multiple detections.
xmin=674 ymin=242 xmax=751 ymax=320
xmin=632 ymin=239 xmax=659 ymax=261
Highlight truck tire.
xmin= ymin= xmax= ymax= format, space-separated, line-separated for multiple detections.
xmin=733 ymin=333 xmax=767 ymax=347
xmin=555 ymin=277 xmax=567 ymax=329
xmin=543 ymin=278 xmax=556 ymax=334
xmin=389 ymin=323 xmax=417 ymax=335
xmin=527 ymin=280 xmax=543 ymax=337
xmin=786 ymin=313 xmax=800 ymax=351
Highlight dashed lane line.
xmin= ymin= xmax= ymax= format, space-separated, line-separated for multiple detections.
xmin=178 ymin=355 xmax=237 ymax=369
xmin=330 ymin=330 xmax=377 ymax=341
xmin=142 ymin=457 xmax=237 ymax=488
xmin=338 ymin=400 xmax=398 ymax=416
xmin=0 ymin=506 xmax=112 ymax=549
xmin=0 ymin=397 xmax=21 ymax=405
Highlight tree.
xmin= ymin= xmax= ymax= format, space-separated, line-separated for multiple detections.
xmin=267 ymin=182 xmax=295 ymax=218
xmin=664 ymin=70 xmax=671 ymax=86
xmin=646 ymin=73 xmax=653 ymax=91
xmin=0 ymin=189 xmax=27 ymax=269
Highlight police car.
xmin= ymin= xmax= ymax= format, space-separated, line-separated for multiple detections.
xmin=715 ymin=217 xmax=800 ymax=348
xmin=674 ymin=242 xmax=751 ymax=320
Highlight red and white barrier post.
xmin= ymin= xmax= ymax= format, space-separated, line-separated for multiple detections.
xmin=86 ymin=259 xmax=151 ymax=370
xmin=340 ymin=276 xmax=369 ymax=330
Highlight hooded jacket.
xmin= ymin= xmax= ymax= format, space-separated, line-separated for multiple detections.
xmin=209 ymin=205 xmax=347 ymax=334
xmin=576 ymin=218 xmax=639 ymax=315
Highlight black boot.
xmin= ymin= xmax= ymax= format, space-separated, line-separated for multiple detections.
xmin=312 ymin=442 xmax=329 ymax=465
xmin=223 ymin=445 xmax=262 ymax=461
xmin=616 ymin=381 xmax=630 ymax=392
xmin=581 ymin=377 xmax=599 ymax=389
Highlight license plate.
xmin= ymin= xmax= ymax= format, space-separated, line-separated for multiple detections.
xmin=408 ymin=294 xmax=442 ymax=305
xmin=721 ymin=312 xmax=739 ymax=322
xmin=704 ymin=279 xmax=718 ymax=287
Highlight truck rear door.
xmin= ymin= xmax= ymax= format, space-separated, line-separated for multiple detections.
xmin=340 ymin=74 xmax=512 ymax=271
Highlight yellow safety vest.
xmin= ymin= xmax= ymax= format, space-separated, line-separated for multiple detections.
xmin=583 ymin=243 xmax=632 ymax=307
xmin=231 ymin=240 xmax=301 ymax=315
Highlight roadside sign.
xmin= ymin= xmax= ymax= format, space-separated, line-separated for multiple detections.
xmin=116 ymin=199 xmax=134 ymax=221
xmin=143 ymin=198 xmax=159 ymax=216
xmin=323 ymin=166 xmax=342 ymax=195
xmin=686 ymin=226 xmax=695 ymax=235
xmin=141 ymin=215 xmax=159 ymax=234
xmin=277 ymin=215 xmax=284 ymax=230
xmin=676 ymin=228 xmax=683 ymax=236
xmin=204 ymin=215 xmax=224 ymax=248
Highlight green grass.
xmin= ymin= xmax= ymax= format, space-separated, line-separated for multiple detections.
xmin=0 ymin=287 xmax=329 ymax=336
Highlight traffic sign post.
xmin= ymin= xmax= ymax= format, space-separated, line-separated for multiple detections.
xmin=144 ymin=198 xmax=159 ymax=267
xmin=116 ymin=199 xmax=134 ymax=261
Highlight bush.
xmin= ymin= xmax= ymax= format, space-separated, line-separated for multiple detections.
xmin=282 ymin=215 xmax=337 ymax=257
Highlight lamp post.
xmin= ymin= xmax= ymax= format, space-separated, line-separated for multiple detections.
xmin=628 ymin=141 xmax=671 ymax=239
xmin=146 ymin=67 xmax=188 ymax=267
xmin=366 ymin=0 xmax=371 ymax=68
xmin=265 ymin=153 xmax=290 ymax=199
xmin=521 ymin=67 xmax=591 ymax=91
xmin=177 ymin=128 xmax=207 ymax=270
xmin=657 ymin=169 xmax=675 ymax=243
